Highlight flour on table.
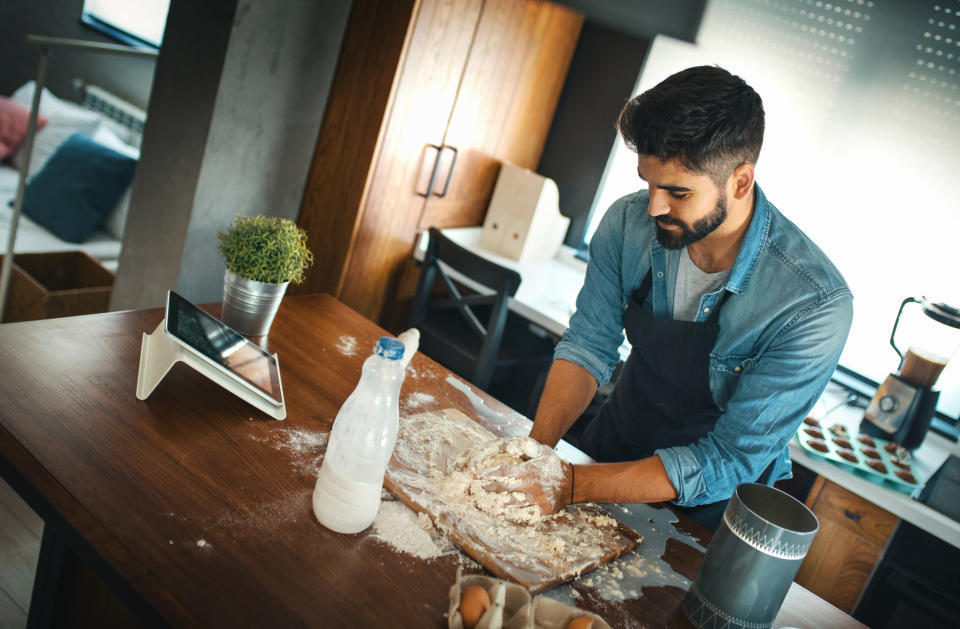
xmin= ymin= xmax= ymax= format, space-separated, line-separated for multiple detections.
xmin=250 ymin=426 xmax=329 ymax=477
xmin=402 ymin=391 xmax=436 ymax=413
xmin=336 ymin=335 xmax=358 ymax=356
xmin=371 ymin=500 xmax=455 ymax=560
xmin=569 ymin=503 xmax=705 ymax=602
xmin=444 ymin=375 xmax=531 ymax=438
xmin=407 ymin=364 xmax=441 ymax=380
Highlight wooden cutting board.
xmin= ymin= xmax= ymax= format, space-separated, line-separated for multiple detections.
xmin=384 ymin=409 xmax=641 ymax=593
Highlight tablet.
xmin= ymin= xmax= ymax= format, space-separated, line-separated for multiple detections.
xmin=164 ymin=290 xmax=284 ymax=406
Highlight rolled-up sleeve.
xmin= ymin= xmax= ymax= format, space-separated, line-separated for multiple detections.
xmin=553 ymin=198 xmax=633 ymax=385
xmin=657 ymin=290 xmax=854 ymax=506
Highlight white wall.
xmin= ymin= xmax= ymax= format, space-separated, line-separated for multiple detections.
xmin=587 ymin=0 xmax=960 ymax=418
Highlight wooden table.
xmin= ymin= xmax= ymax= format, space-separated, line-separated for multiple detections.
xmin=0 ymin=294 xmax=864 ymax=628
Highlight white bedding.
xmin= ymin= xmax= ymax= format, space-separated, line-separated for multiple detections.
xmin=0 ymin=165 xmax=122 ymax=271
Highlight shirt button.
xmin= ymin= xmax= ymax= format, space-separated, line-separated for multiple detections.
xmin=657 ymin=271 xmax=664 ymax=278
xmin=703 ymin=307 xmax=710 ymax=313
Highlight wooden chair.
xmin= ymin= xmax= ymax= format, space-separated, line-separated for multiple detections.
xmin=408 ymin=228 xmax=555 ymax=394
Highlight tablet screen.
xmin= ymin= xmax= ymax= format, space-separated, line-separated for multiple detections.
xmin=165 ymin=291 xmax=283 ymax=405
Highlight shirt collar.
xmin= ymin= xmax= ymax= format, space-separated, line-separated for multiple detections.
xmin=725 ymin=182 xmax=771 ymax=294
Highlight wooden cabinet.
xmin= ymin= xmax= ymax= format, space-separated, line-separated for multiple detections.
xmin=295 ymin=0 xmax=583 ymax=326
xmin=795 ymin=476 xmax=899 ymax=613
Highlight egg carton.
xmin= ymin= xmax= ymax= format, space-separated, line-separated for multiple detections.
xmin=448 ymin=567 xmax=609 ymax=629
xmin=796 ymin=418 xmax=924 ymax=494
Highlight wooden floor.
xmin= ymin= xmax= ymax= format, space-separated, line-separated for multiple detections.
xmin=0 ymin=477 xmax=41 ymax=629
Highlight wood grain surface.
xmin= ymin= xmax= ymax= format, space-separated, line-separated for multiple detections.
xmin=0 ymin=294 xmax=865 ymax=628
xmin=795 ymin=476 xmax=897 ymax=613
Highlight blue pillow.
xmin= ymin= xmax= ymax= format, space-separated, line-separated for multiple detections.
xmin=21 ymin=132 xmax=136 ymax=243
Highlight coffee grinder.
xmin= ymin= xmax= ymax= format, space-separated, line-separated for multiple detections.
xmin=861 ymin=297 xmax=960 ymax=450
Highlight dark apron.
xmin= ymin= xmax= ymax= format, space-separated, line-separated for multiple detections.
xmin=580 ymin=270 xmax=752 ymax=530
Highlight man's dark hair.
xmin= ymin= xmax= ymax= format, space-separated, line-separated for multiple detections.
xmin=617 ymin=66 xmax=764 ymax=185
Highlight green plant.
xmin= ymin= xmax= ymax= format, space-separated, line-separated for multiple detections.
xmin=217 ymin=215 xmax=314 ymax=284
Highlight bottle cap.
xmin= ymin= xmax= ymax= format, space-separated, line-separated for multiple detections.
xmin=375 ymin=336 xmax=405 ymax=361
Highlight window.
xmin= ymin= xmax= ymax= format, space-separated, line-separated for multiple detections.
xmin=585 ymin=0 xmax=960 ymax=424
xmin=81 ymin=0 xmax=170 ymax=49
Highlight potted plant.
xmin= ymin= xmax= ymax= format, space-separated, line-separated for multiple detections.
xmin=217 ymin=215 xmax=313 ymax=336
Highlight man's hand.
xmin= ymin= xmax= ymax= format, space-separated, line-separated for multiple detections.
xmin=476 ymin=458 xmax=573 ymax=516
xmin=454 ymin=437 xmax=574 ymax=520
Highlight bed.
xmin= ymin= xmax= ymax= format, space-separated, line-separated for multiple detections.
xmin=0 ymin=81 xmax=145 ymax=273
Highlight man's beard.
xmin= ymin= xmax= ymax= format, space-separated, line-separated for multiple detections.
xmin=655 ymin=194 xmax=728 ymax=250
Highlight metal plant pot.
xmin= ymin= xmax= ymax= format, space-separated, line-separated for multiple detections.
xmin=221 ymin=270 xmax=289 ymax=336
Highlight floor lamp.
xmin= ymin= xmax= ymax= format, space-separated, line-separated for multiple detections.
xmin=0 ymin=34 xmax=157 ymax=322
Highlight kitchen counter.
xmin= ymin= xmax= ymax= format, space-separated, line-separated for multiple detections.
xmin=0 ymin=294 xmax=864 ymax=628
xmin=791 ymin=382 xmax=960 ymax=549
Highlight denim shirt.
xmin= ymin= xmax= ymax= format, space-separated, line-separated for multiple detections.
xmin=555 ymin=185 xmax=853 ymax=506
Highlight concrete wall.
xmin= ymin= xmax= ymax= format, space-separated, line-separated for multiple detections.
xmin=108 ymin=0 xmax=237 ymax=312
xmin=174 ymin=0 xmax=353 ymax=304
xmin=110 ymin=0 xmax=352 ymax=310
xmin=0 ymin=0 xmax=156 ymax=109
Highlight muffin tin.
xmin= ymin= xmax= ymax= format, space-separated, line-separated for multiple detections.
xmin=796 ymin=417 xmax=924 ymax=493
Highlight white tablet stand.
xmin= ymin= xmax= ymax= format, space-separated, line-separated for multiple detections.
xmin=136 ymin=320 xmax=287 ymax=420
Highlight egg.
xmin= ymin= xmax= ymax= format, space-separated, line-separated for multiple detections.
xmin=459 ymin=584 xmax=492 ymax=628
xmin=566 ymin=616 xmax=594 ymax=629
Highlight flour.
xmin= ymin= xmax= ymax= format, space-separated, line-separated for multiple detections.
xmin=211 ymin=488 xmax=312 ymax=539
xmin=453 ymin=437 xmax=567 ymax=526
xmin=444 ymin=375 xmax=531 ymax=438
xmin=387 ymin=411 xmax=637 ymax=586
xmin=251 ymin=427 xmax=329 ymax=477
xmin=371 ymin=500 xmax=456 ymax=560
xmin=567 ymin=503 xmax=705 ymax=603
xmin=336 ymin=335 xmax=358 ymax=356
xmin=402 ymin=391 xmax=436 ymax=412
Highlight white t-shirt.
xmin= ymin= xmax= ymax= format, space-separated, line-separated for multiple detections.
xmin=673 ymin=247 xmax=731 ymax=322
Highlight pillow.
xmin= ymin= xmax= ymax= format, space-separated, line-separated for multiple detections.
xmin=21 ymin=133 xmax=137 ymax=243
xmin=12 ymin=81 xmax=138 ymax=144
xmin=0 ymin=97 xmax=48 ymax=160
xmin=11 ymin=81 xmax=97 ymax=120
xmin=90 ymin=125 xmax=140 ymax=239
xmin=9 ymin=82 xmax=103 ymax=177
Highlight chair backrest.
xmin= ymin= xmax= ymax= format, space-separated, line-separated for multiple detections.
xmin=408 ymin=227 xmax=521 ymax=388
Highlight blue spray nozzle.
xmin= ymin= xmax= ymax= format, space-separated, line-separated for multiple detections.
xmin=375 ymin=336 xmax=405 ymax=361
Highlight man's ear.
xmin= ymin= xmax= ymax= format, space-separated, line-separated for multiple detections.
xmin=729 ymin=162 xmax=755 ymax=199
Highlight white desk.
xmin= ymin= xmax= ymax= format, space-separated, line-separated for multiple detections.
xmin=415 ymin=227 xmax=960 ymax=548
xmin=413 ymin=226 xmax=585 ymax=337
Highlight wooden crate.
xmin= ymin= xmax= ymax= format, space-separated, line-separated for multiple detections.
xmin=1 ymin=252 xmax=114 ymax=322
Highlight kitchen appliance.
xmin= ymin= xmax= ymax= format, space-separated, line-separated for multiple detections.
xmin=682 ymin=483 xmax=819 ymax=629
xmin=860 ymin=297 xmax=960 ymax=449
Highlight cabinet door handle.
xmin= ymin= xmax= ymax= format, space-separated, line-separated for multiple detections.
xmin=417 ymin=144 xmax=443 ymax=198
xmin=433 ymin=145 xmax=458 ymax=197
xmin=843 ymin=509 xmax=862 ymax=523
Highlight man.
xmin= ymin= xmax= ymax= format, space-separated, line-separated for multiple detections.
xmin=519 ymin=66 xmax=853 ymax=529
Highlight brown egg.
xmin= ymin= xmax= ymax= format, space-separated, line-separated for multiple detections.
xmin=566 ymin=616 xmax=594 ymax=629
xmin=459 ymin=585 xmax=491 ymax=628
